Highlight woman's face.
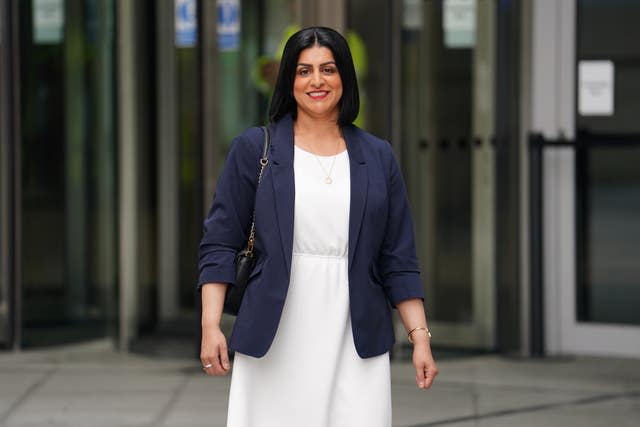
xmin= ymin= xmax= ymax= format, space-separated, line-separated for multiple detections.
xmin=293 ymin=46 xmax=343 ymax=121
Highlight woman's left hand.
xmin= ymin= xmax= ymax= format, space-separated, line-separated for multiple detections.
xmin=395 ymin=298 xmax=439 ymax=389
xmin=412 ymin=339 xmax=439 ymax=389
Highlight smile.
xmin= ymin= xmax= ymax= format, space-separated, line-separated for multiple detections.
xmin=307 ymin=91 xmax=329 ymax=100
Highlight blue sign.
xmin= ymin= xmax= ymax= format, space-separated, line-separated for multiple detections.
xmin=176 ymin=0 xmax=197 ymax=47
xmin=217 ymin=0 xmax=240 ymax=52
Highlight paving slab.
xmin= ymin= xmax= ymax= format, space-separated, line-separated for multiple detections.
xmin=473 ymin=394 xmax=640 ymax=427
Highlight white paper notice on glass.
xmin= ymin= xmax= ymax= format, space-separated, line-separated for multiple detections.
xmin=33 ymin=0 xmax=64 ymax=44
xmin=579 ymin=60 xmax=614 ymax=116
xmin=443 ymin=0 xmax=476 ymax=48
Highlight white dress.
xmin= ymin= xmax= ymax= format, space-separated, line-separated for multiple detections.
xmin=226 ymin=145 xmax=392 ymax=427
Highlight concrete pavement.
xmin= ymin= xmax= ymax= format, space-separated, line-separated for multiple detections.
xmin=0 ymin=340 xmax=638 ymax=426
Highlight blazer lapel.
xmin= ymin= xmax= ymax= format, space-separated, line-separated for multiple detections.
xmin=269 ymin=115 xmax=295 ymax=276
xmin=343 ymin=125 xmax=368 ymax=272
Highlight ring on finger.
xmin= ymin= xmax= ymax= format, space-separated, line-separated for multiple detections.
xmin=202 ymin=363 xmax=213 ymax=369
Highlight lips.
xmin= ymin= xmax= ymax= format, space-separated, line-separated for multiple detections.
xmin=307 ymin=91 xmax=329 ymax=100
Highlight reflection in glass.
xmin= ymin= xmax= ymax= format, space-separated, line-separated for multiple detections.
xmin=576 ymin=0 xmax=640 ymax=326
xmin=177 ymin=25 xmax=202 ymax=311
xmin=20 ymin=0 xmax=117 ymax=346
xmin=348 ymin=0 xmax=389 ymax=139
xmin=400 ymin=0 xmax=473 ymax=323
xmin=578 ymin=145 xmax=640 ymax=325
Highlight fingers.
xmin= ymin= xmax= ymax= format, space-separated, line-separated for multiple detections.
xmin=415 ymin=362 xmax=439 ymax=389
xmin=422 ymin=367 xmax=436 ymax=389
xmin=201 ymin=343 xmax=230 ymax=376
xmin=200 ymin=328 xmax=231 ymax=376
xmin=219 ymin=342 xmax=230 ymax=372
xmin=201 ymin=360 xmax=215 ymax=375
xmin=201 ymin=355 xmax=224 ymax=376
xmin=416 ymin=366 xmax=426 ymax=388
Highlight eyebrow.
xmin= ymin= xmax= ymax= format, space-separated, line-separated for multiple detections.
xmin=296 ymin=61 xmax=337 ymax=67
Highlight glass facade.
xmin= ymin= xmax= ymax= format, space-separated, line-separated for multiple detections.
xmin=134 ymin=0 xmax=158 ymax=336
xmin=177 ymin=22 xmax=202 ymax=314
xmin=19 ymin=0 xmax=117 ymax=346
xmin=347 ymin=0 xmax=390 ymax=138
xmin=401 ymin=6 xmax=474 ymax=323
xmin=576 ymin=0 xmax=640 ymax=326
xmin=397 ymin=0 xmax=496 ymax=335
xmin=0 ymin=0 xmax=637 ymax=357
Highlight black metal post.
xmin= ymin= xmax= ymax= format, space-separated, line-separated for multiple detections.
xmin=529 ymin=133 xmax=544 ymax=357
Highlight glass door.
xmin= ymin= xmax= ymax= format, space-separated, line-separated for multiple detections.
xmin=401 ymin=0 xmax=496 ymax=349
xmin=565 ymin=0 xmax=640 ymax=356
xmin=18 ymin=0 xmax=117 ymax=347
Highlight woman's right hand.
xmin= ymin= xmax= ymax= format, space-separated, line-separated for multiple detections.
xmin=200 ymin=325 xmax=230 ymax=376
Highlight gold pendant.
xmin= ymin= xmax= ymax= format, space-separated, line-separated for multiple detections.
xmin=325 ymin=176 xmax=333 ymax=184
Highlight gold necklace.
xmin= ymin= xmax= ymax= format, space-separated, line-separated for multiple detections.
xmin=300 ymin=137 xmax=343 ymax=184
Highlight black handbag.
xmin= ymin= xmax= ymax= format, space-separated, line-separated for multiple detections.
xmin=223 ymin=126 xmax=271 ymax=316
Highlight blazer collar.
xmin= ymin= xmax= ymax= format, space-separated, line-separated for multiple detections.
xmin=342 ymin=124 xmax=366 ymax=165
xmin=343 ymin=125 xmax=367 ymax=271
xmin=268 ymin=114 xmax=295 ymax=276
xmin=268 ymin=114 xmax=294 ymax=167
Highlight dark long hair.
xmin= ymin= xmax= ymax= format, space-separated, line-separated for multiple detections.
xmin=268 ymin=27 xmax=359 ymax=126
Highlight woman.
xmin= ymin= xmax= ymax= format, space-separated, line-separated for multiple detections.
xmin=198 ymin=27 xmax=438 ymax=427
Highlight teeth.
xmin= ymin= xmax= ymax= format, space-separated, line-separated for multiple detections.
xmin=309 ymin=91 xmax=327 ymax=97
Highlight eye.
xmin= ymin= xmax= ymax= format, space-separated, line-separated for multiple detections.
xmin=322 ymin=66 xmax=337 ymax=74
xmin=297 ymin=68 xmax=310 ymax=76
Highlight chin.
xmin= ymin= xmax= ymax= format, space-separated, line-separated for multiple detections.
xmin=310 ymin=106 xmax=339 ymax=118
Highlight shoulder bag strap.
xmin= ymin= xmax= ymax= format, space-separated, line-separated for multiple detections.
xmin=246 ymin=126 xmax=271 ymax=256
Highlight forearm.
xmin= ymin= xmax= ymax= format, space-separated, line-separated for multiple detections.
xmin=396 ymin=298 xmax=431 ymax=344
xmin=201 ymin=283 xmax=228 ymax=328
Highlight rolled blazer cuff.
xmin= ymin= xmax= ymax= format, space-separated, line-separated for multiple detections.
xmin=197 ymin=265 xmax=236 ymax=291
xmin=384 ymin=272 xmax=425 ymax=307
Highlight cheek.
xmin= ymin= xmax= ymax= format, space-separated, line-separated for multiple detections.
xmin=293 ymin=79 xmax=302 ymax=93
xmin=332 ymin=78 xmax=343 ymax=98
xmin=292 ymin=80 xmax=305 ymax=100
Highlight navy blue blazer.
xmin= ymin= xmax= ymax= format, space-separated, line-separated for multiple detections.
xmin=198 ymin=114 xmax=424 ymax=358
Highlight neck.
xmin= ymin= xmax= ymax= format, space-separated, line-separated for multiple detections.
xmin=294 ymin=110 xmax=342 ymax=140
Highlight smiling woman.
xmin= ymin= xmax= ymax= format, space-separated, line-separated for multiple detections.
xmin=198 ymin=26 xmax=437 ymax=427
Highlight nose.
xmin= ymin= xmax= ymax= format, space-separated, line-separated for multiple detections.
xmin=310 ymin=69 xmax=324 ymax=87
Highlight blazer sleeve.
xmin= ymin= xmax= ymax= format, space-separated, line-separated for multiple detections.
xmin=378 ymin=143 xmax=425 ymax=306
xmin=197 ymin=132 xmax=261 ymax=290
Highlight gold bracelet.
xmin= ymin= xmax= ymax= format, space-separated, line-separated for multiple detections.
xmin=408 ymin=327 xmax=431 ymax=343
